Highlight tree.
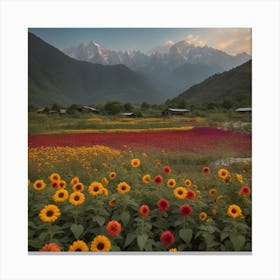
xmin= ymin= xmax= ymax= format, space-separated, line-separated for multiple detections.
xmin=124 ymin=103 xmax=134 ymax=112
xmin=141 ymin=102 xmax=150 ymax=110
xmin=104 ymin=101 xmax=122 ymax=115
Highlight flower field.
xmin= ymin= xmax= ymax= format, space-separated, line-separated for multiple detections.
xmin=28 ymin=141 xmax=252 ymax=252
xmin=28 ymin=127 xmax=251 ymax=155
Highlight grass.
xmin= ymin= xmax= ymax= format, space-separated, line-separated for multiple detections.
xmin=28 ymin=111 xmax=251 ymax=135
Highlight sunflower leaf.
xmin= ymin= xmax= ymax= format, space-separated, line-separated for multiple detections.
xmin=94 ymin=216 xmax=105 ymax=227
xmin=179 ymin=228 xmax=193 ymax=244
xmin=229 ymin=232 xmax=246 ymax=251
xmin=70 ymin=224 xmax=84 ymax=239
xmin=137 ymin=234 xmax=148 ymax=251
xmin=124 ymin=232 xmax=137 ymax=248
xmin=120 ymin=211 xmax=130 ymax=226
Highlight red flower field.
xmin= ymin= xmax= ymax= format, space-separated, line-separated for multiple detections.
xmin=28 ymin=127 xmax=251 ymax=154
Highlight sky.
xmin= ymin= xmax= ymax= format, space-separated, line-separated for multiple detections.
xmin=28 ymin=28 xmax=252 ymax=55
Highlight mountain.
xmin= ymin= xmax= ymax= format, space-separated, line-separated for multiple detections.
xmin=28 ymin=33 xmax=166 ymax=106
xmin=171 ymin=60 xmax=252 ymax=106
xmin=63 ymin=39 xmax=251 ymax=96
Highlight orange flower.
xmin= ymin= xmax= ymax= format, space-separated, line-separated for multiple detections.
xmin=139 ymin=205 xmax=149 ymax=216
xmin=202 ymin=166 xmax=211 ymax=174
xmin=163 ymin=166 xmax=171 ymax=174
xmin=239 ymin=186 xmax=251 ymax=195
xmin=106 ymin=220 xmax=122 ymax=236
xmin=39 ymin=243 xmax=61 ymax=252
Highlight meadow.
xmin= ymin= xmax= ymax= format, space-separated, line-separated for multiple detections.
xmin=28 ymin=111 xmax=252 ymax=252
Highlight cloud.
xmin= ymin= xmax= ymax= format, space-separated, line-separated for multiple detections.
xmin=184 ymin=34 xmax=205 ymax=47
xmin=205 ymin=28 xmax=252 ymax=55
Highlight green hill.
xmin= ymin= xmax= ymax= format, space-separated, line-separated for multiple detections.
xmin=28 ymin=33 xmax=165 ymax=106
xmin=171 ymin=60 xmax=252 ymax=107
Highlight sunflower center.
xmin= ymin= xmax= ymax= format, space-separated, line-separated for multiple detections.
xmin=93 ymin=187 xmax=99 ymax=192
xmin=46 ymin=210 xmax=54 ymax=217
xmin=222 ymin=172 xmax=226 ymax=176
xmin=37 ymin=183 xmax=42 ymax=188
xmin=75 ymin=248 xmax=82 ymax=251
xmin=121 ymin=186 xmax=126 ymax=191
xmin=58 ymin=193 xmax=64 ymax=198
xmin=178 ymin=191 xmax=183 ymax=195
xmin=97 ymin=242 xmax=105 ymax=250
xmin=232 ymin=209 xmax=237 ymax=214
xmin=74 ymin=195 xmax=80 ymax=201
xmin=76 ymin=185 xmax=81 ymax=190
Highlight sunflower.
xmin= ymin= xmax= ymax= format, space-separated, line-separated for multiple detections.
xmin=218 ymin=168 xmax=229 ymax=179
xmin=167 ymin=178 xmax=176 ymax=188
xmin=180 ymin=204 xmax=193 ymax=216
xmin=109 ymin=172 xmax=117 ymax=180
xmin=139 ymin=204 xmax=149 ymax=216
xmin=184 ymin=179 xmax=192 ymax=187
xmin=169 ymin=248 xmax=178 ymax=252
xmin=109 ymin=197 xmax=116 ymax=207
xmin=33 ymin=179 xmax=46 ymax=191
xmin=69 ymin=240 xmax=89 ymax=252
xmin=209 ymin=188 xmax=217 ymax=196
xmin=103 ymin=188 xmax=109 ymax=197
xmin=142 ymin=174 xmax=151 ymax=184
xmin=160 ymin=231 xmax=174 ymax=246
xmin=196 ymin=190 xmax=202 ymax=198
xmin=39 ymin=204 xmax=61 ymax=223
xmin=70 ymin=176 xmax=80 ymax=186
xmin=227 ymin=204 xmax=242 ymax=219
xmin=106 ymin=220 xmax=122 ymax=236
xmin=202 ymin=166 xmax=211 ymax=174
xmin=173 ymin=187 xmax=187 ymax=199
xmin=154 ymin=175 xmax=163 ymax=185
xmin=215 ymin=195 xmax=223 ymax=203
xmin=101 ymin=177 xmax=109 ymax=187
xmin=39 ymin=243 xmax=61 ymax=252
xmin=49 ymin=173 xmax=61 ymax=183
xmin=58 ymin=180 xmax=67 ymax=189
xmin=91 ymin=235 xmax=111 ymax=252
xmin=69 ymin=191 xmax=85 ymax=206
xmin=199 ymin=212 xmax=207 ymax=221
xmin=131 ymin=158 xmax=141 ymax=168
xmin=239 ymin=186 xmax=251 ymax=195
xmin=224 ymin=175 xmax=232 ymax=183
xmin=186 ymin=190 xmax=196 ymax=200
xmin=88 ymin=182 xmax=104 ymax=196
xmin=163 ymin=166 xmax=171 ymax=174
xmin=236 ymin=173 xmax=243 ymax=184
xmin=72 ymin=182 xmax=85 ymax=192
xmin=117 ymin=182 xmax=131 ymax=194
xmin=53 ymin=189 xmax=69 ymax=203
xmin=212 ymin=208 xmax=217 ymax=216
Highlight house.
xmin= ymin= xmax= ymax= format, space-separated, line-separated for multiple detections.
xmin=78 ymin=105 xmax=100 ymax=114
xmin=121 ymin=112 xmax=137 ymax=118
xmin=235 ymin=107 xmax=252 ymax=113
xmin=37 ymin=107 xmax=49 ymax=114
xmin=162 ymin=108 xmax=190 ymax=117
xmin=59 ymin=109 xmax=67 ymax=115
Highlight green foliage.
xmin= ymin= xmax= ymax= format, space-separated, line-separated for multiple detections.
xmin=172 ymin=60 xmax=252 ymax=108
xmin=104 ymin=101 xmax=122 ymax=115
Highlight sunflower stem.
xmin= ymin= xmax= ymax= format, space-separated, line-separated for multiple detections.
xmin=48 ymin=223 xmax=53 ymax=243
xmin=74 ymin=207 xmax=79 ymax=224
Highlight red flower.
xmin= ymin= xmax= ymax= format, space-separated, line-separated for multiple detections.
xmin=157 ymin=199 xmax=169 ymax=211
xmin=39 ymin=243 xmax=61 ymax=252
xmin=52 ymin=182 xmax=59 ymax=188
xmin=139 ymin=204 xmax=150 ymax=216
xmin=163 ymin=166 xmax=171 ymax=174
xmin=186 ymin=190 xmax=196 ymax=200
xmin=240 ymin=186 xmax=251 ymax=195
xmin=106 ymin=220 xmax=122 ymax=236
xmin=160 ymin=231 xmax=174 ymax=246
xmin=202 ymin=166 xmax=211 ymax=174
xmin=154 ymin=175 xmax=163 ymax=185
xmin=180 ymin=204 xmax=193 ymax=216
